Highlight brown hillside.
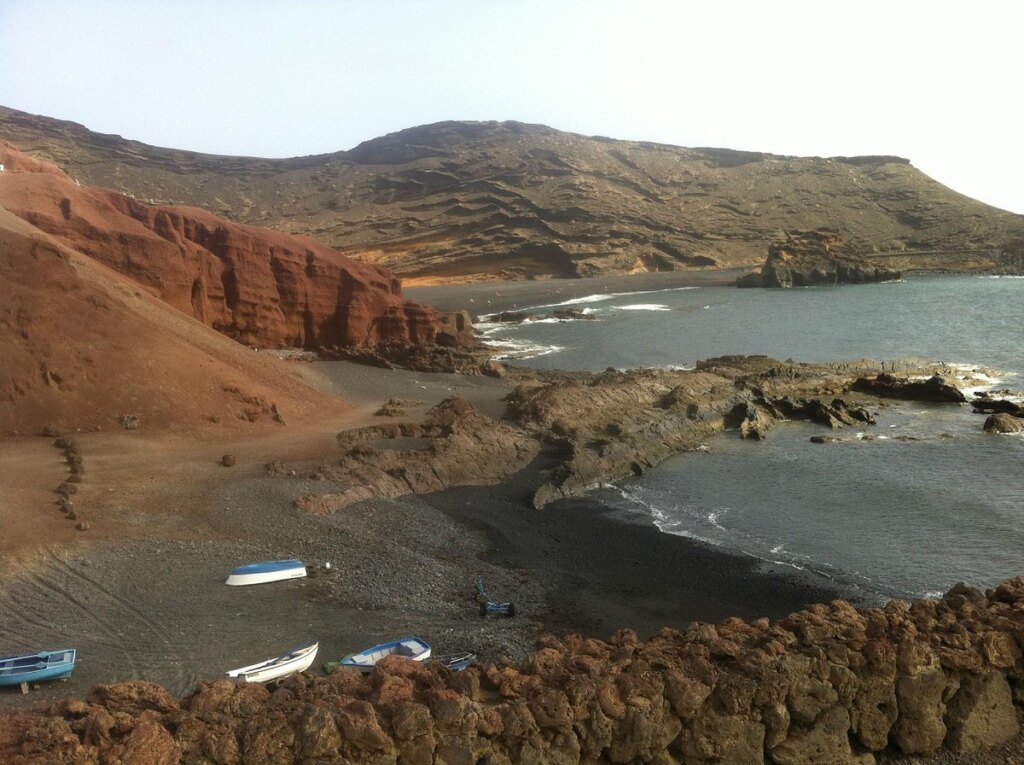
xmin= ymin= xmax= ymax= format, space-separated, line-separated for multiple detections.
xmin=0 ymin=141 xmax=452 ymax=349
xmin=0 ymin=205 xmax=348 ymax=435
xmin=2 ymin=106 xmax=1023 ymax=281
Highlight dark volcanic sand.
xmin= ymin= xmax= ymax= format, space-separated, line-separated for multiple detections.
xmin=405 ymin=268 xmax=749 ymax=316
xmin=425 ymin=469 xmax=850 ymax=641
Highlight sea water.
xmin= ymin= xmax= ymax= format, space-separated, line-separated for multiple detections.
xmin=479 ymin=275 xmax=1024 ymax=602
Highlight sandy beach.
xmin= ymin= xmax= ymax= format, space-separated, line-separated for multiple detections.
xmin=0 ymin=340 xmax=848 ymax=711
xmin=405 ymin=268 xmax=750 ymax=316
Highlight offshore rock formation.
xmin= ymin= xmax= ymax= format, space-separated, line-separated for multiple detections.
xmin=4 ymin=578 xmax=1024 ymax=764
xmin=735 ymin=230 xmax=902 ymax=288
xmin=0 ymin=142 xmax=462 ymax=350
xmin=852 ymin=373 xmax=968 ymax=403
xmin=3 ymin=106 xmax=1023 ymax=282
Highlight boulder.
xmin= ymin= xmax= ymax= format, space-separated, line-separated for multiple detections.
xmin=983 ymin=413 xmax=1024 ymax=434
xmin=893 ymin=668 xmax=955 ymax=754
xmin=852 ymin=373 xmax=966 ymax=403
xmin=943 ymin=672 xmax=1019 ymax=753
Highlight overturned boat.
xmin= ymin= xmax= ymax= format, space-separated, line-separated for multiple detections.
xmin=0 ymin=649 xmax=77 ymax=686
xmin=340 ymin=637 xmax=431 ymax=673
xmin=226 ymin=642 xmax=318 ymax=684
xmin=225 ymin=559 xmax=306 ymax=586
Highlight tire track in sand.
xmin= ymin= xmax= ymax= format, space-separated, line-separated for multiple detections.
xmin=45 ymin=549 xmax=198 ymax=691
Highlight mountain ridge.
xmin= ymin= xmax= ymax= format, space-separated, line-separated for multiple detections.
xmin=3 ymin=105 xmax=1021 ymax=283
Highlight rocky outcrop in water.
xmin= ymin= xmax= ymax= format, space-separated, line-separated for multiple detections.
xmin=852 ymin=373 xmax=968 ymax=403
xmin=735 ymin=230 xmax=903 ymax=288
xmin=5 ymin=579 xmax=1024 ymax=764
xmin=983 ymin=413 xmax=1024 ymax=434
xmin=4 ymin=106 xmax=1023 ymax=282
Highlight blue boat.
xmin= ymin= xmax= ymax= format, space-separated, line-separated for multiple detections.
xmin=0 ymin=649 xmax=77 ymax=686
xmin=340 ymin=637 xmax=431 ymax=673
xmin=226 ymin=559 xmax=307 ymax=586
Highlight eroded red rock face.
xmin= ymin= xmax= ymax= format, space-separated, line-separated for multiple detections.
xmin=0 ymin=142 xmax=451 ymax=349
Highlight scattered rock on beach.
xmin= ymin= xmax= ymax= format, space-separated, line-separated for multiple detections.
xmin=220 ymin=454 xmax=236 ymax=467
xmin=75 ymin=521 xmax=90 ymax=531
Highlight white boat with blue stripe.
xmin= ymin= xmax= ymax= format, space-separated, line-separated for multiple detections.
xmin=340 ymin=637 xmax=431 ymax=673
xmin=0 ymin=649 xmax=77 ymax=686
xmin=225 ymin=559 xmax=307 ymax=586
xmin=226 ymin=642 xmax=318 ymax=684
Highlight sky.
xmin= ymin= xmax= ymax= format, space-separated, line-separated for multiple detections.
xmin=2 ymin=0 xmax=1022 ymax=213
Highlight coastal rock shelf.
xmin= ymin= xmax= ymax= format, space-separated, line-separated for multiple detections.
xmin=287 ymin=355 xmax=989 ymax=514
xmin=4 ymin=578 xmax=1024 ymax=764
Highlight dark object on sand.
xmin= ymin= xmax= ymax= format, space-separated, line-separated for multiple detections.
xmin=436 ymin=652 xmax=477 ymax=672
xmin=476 ymin=577 xmax=516 ymax=617
xmin=221 ymin=454 xmax=236 ymax=467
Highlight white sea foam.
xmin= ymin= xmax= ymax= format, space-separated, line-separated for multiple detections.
xmin=525 ymin=285 xmax=699 ymax=312
xmin=552 ymin=294 xmax=617 ymax=306
xmin=485 ymin=337 xmax=565 ymax=360
xmin=614 ymin=303 xmax=670 ymax=311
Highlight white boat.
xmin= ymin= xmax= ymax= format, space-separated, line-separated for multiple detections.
xmin=340 ymin=637 xmax=431 ymax=673
xmin=226 ymin=642 xmax=319 ymax=684
xmin=225 ymin=559 xmax=307 ymax=586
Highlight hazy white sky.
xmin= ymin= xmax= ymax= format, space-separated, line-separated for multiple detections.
xmin=2 ymin=1 xmax=1022 ymax=213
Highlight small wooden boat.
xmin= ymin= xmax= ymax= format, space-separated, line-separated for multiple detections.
xmin=225 ymin=559 xmax=307 ymax=586
xmin=436 ymin=652 xmax=476 ymax=672
xmin=0 ymin=649 xmax=77 ymax=686
xmin=340 ymin=637 xmax=431 ymax=673
xmin=226 ymin=642 xmax=318 ymax=684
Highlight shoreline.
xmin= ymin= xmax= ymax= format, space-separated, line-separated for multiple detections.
xmin=0 ymin=358 xmax=857 ymax=711
xmin=405 ymin=267 xmax=750 ymax=316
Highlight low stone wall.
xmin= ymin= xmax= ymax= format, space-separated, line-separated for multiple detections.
xmin=4 ymin=579 xmax=1024 ymax=764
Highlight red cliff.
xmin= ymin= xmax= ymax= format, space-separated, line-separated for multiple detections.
xmin=0 ymin=142 xmax=457 ymax=349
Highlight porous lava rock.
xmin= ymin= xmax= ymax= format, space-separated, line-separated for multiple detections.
xmin=5 ymin=579 xmax=1024 ymax=764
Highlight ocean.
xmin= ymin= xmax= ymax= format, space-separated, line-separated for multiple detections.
xmin=477 ymin=275 xmax=1024 ymax=602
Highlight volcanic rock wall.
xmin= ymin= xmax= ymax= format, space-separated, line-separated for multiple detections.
xmin=3 ymin=579 xmax=1024 ymax=764
xmin=5 ymin=106 xmax=1023 ymax=282
xmin=0 ymin=142 xmax=460 ymax=349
